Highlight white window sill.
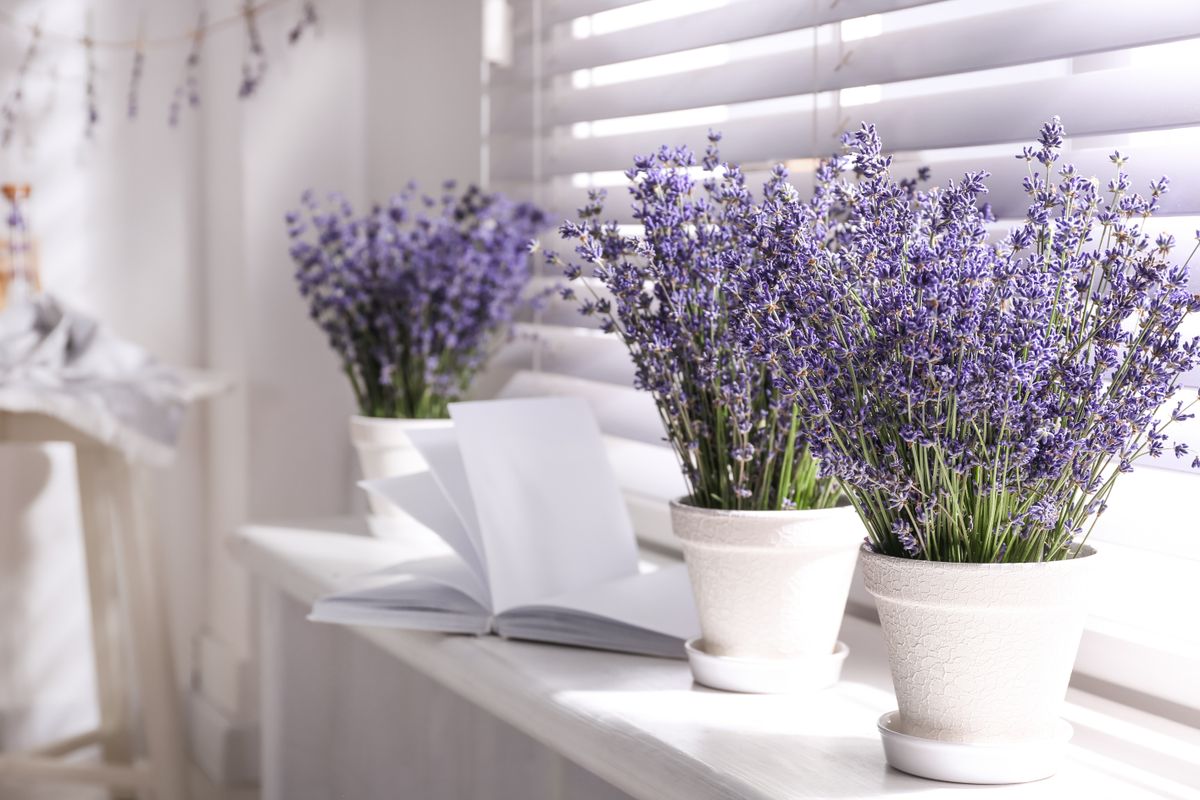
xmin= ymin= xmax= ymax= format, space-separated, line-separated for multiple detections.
xmin=232 ymin=518 xmax=1200 ymax=800
xmin=606 ymin=436 xmax=1200 ymax=720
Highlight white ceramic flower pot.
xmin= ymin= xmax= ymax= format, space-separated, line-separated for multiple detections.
xmin=860 ymin=545 xmax=1097 ymax=749
xmin=669 ymin=499 xmax=865 ymax=690
xmin=349 ymin=415 xmax=452 ymax=535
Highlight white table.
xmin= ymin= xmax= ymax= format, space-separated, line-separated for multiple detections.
xmin=234 ymin=519 xmax=1200 ymax=800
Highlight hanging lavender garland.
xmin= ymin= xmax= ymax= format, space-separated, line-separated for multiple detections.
xmin=1 ymin=24 xmax=41 ymax=149
xmin=0 ymin=3 xmax=321 ymax=138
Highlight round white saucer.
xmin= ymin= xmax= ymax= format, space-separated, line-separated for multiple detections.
xmin=684 ymin=638 xmax=848 ymax=694
xmin=877 ymin=710 xmax=1073 ymax=784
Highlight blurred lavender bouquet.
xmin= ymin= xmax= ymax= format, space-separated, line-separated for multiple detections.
xmin=551 ymin=135 xmax=839 ymax=511
xmin=736 ymin=119 xmax=1200 ymax=562
xmin=287 ymin=183 xmax=545 ymax=418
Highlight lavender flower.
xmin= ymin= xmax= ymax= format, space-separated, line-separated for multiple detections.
xmin=288 ymin=2 xmax=319 ymax=44
xmin=286 ymin=184 xmax=546 ymax=418
xmin=551 ymin=133 xmax=839 ymax=511
xmin=733 ymin=119 xmax=1200 ymax=562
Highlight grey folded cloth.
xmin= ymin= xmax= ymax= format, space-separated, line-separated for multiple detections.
xmin=0 ymin=294 xmax=192 ymax=466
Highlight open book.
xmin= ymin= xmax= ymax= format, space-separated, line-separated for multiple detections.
xmin=310 ymin=397 xmax=700 ymax=658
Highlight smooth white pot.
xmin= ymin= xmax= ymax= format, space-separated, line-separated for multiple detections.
xmin=860 ymin=545 xmax=1097 ymax=746
xmin=349 ymin=415 xmax=452 ymax=523
xmin=669 ymin=499 xmax=865 ymax=662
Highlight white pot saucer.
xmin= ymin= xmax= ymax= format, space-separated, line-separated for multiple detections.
xmin=877 ymin=710 xmax=1073 ymax=784
xmin=684 ymin=638 xmax=848 ymax=694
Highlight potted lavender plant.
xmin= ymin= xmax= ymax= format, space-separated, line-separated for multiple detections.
xmin=287 ymin=183 xmax=545 ymax=531
xmin=552 ymin=136 xmax=864 ymax=693
xmin=737 ymin=119 xmax=1199 ymax=780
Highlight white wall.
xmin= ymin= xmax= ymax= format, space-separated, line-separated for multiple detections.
xmin=364 ymin=1 xmax=485 ymax=197
xmin=196 ymin=0 xmax=485 ymax=785
xmin=0 ymin=0 xmax=486 ymax=786
xmin=198 ymin=0 xmax=483 ymax=654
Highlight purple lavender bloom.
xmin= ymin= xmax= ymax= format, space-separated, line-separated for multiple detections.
xmin=732 ymin=118 xmax=1200 ymax=562
xmin=288 ymin=2 xmax=319 ymax=44
xmin=551 ymin=134 xmax=840 ymax=511
xmin=286 ymin=184 xmax=546 ymax=418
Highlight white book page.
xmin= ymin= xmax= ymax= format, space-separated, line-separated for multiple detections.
xmin=309 ymin=575 xmax=490 ymax=635
xmin=404 ymin=426 xmax=486 ymax=565
xmin=320 ymin=553 xmax=491 ymax=610
xmin=365 ymin=554 xmax=491 ymax=609
xmin=449 ymin=397 xmax=640 ymax=612
xmin=361 ymin=473 xmax=489 ymax=588
xmin=516 ymin=562 xmax=699 ymax=639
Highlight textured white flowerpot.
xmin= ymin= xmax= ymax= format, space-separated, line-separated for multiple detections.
xmin=349 ymin=415 xmax=452 ymax=529
xmin=860 ymin=545 xmax=1097 ymax=747
xmin=669 ymin=499 xmax=865 ymax=667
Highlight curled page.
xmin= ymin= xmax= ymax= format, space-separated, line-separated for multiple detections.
xmin=310 ymin=554 xmax=492 ymax=631
xmin=403 ymin=426 xmax=486 ymax=567
xmin=361 ymin=472 xmax=489 ymax=588
xmin=449 ymin=397 xmax=640 ymax=612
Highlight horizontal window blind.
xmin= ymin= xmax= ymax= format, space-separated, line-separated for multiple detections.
xmin=483 ymin=0 xmax=1200 ymax=706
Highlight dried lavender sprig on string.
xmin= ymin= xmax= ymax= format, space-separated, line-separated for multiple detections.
xmin=1 ymin=24 xmax=42 ymax=149
xmin=169 ymin=14 xmax=206 ymax=128
xmin=238 ymin=1 xmax=268 ymax=99
xmin=82 ymin=19 xmax=98 ymax=138
xmin=288 ymin=2 xmax=318 ymax=45
xmin=127 ymin=39 xmax=145 ymax=120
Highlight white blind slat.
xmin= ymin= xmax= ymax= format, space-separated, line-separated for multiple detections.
xmin=543 ymin=0 xmax=645 ymax=28
xmin=513 ymin=322 xmax=635 ymax=385
xmin=525 ymin=275 xmax=611 ymax=328
xmin=497 ymin=369 xmax=665 ymax=444
xmin=545 ymin=67 xmax=1200 ymax=175
xmin=548 ymin=0 xmax=1200 ymax=125
xmin=547 ymin=0 xmax=946 ymax=75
